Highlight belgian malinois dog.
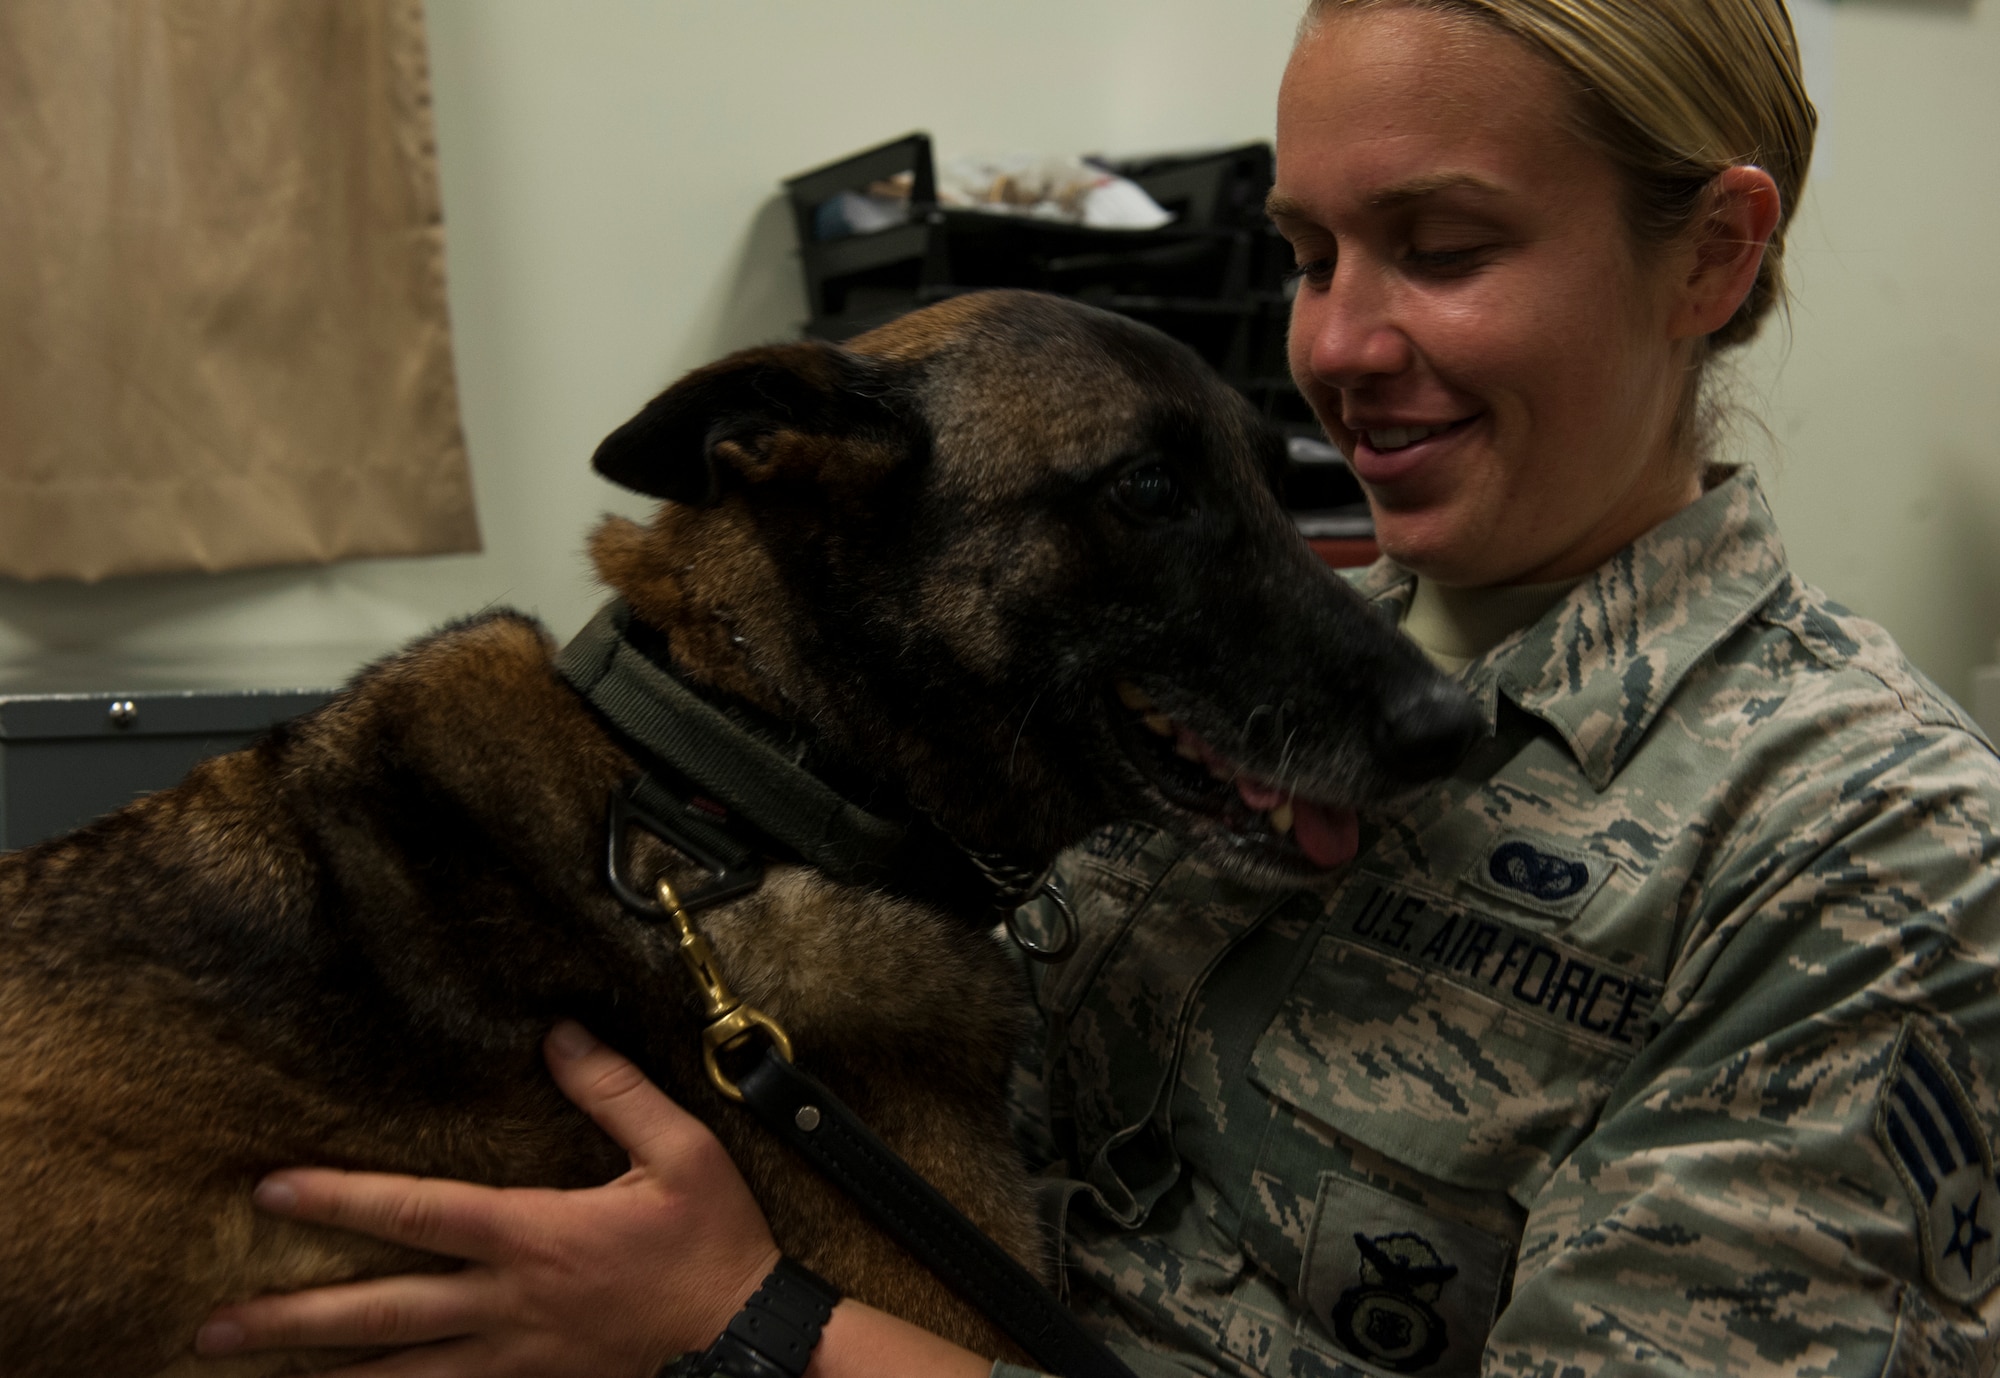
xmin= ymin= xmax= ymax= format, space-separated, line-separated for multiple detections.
xmin=0 ymin=290 xmax=1477 ymax=1376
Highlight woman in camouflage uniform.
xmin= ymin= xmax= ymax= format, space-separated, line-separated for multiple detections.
xmin=202 ymin=2 xmax=2000 ymax=1375
xmin=993 ymin=4 xmax=2000 ymax=1375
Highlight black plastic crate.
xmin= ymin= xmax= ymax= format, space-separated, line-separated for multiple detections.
xmin=782 ymin=132 xmax=1290 ymax=397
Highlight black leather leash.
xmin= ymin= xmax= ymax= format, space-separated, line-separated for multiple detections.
xmin=559 ymin=604 xmax=1122 ymax=1377
xmin=734 ymin=1048 xmax=1135 ymax=1378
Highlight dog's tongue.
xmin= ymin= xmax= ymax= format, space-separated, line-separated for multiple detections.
xmin=1291 ymin=800 xmax=1360 ymax=869
xmin=1233 ymin=777 xmax=1359 ymax=869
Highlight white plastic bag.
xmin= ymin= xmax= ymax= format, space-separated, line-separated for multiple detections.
xmin=936 ymin=154 xmax=1173 ymax=230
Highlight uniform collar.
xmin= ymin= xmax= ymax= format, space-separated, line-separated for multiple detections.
xmin=1359 ymin=467 xmax=1791 ymax=791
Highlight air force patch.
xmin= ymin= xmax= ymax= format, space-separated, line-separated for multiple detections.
xmin=1877 ymin=1022 xmax=2000 ymax=1304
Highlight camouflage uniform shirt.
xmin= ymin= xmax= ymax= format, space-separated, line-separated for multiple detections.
xmin=994 ymin=469 xmax=2000 ymax=1378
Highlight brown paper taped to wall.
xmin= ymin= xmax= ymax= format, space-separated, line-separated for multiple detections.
xmin=0 ymin=0 xmax=480 ymax=581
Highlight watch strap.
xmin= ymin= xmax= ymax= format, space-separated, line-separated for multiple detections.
xmin=689 ymin=1256 xmax=840 ymax=1378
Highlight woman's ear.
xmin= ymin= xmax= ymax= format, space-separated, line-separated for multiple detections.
xmin=1668 ymin=164 xmax=1785 ymax=341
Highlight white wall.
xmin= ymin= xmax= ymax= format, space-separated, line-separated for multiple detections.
xmin=1 ymin=0 xmax=1995 ymax=707
xmin=1744 ymin=0 xmax=2000 ymax=710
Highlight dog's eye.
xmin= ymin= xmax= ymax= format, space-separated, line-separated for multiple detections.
xmin=1112 ymin=464 xmax=1183 ymax=520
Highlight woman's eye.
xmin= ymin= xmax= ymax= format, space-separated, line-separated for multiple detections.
xmin=1285 ymin=256 xmax=1335 ymax=291
xmin=1112 ymin=464 xmax=1184 ymax=520
xmin=1406 ymin=246 xmax=1489 ymax=275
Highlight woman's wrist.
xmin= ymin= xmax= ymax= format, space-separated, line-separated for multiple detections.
xmin=686 ymin=1256 xmax=841 ymax=1377
xmin=680 ymin=1243 xmax=785 ymax=1362
xmin=800 ymin=1298 xmax=990 ymax=1378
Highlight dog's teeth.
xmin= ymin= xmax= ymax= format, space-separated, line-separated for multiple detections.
xmin=1142 ymin=712 xmax=1174 ymax=737
xmin=1269 ymin=802 xmax=1294 ymax=836
xmin=1207 ymin=760 xmax=1233 ymax=782
xmin=1174 ymin=738 xmax=1203 ymax=762
xmin=1115 ymin=681 xmax=1153 ymax=711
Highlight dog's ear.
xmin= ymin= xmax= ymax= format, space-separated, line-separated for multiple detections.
xmin=592 ymin=341 xmax=900 ymax=505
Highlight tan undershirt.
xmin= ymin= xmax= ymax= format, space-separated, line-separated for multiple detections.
xmin=1401 ymin=576 xmax=1583 ymax=675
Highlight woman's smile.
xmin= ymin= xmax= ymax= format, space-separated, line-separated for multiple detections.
xmin=1344 ymin=413 xmax=1481 ymax=487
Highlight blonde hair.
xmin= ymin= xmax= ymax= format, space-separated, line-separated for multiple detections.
xmin=1301 ymin=0 xmax=1817 ymax=356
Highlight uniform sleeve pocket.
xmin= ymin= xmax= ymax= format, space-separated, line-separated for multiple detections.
xmin=1881 ymin=1282 xmax=1982 ymax=1377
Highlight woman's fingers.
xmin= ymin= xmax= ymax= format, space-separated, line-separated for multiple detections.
xmin=198 ymin=1269 xmax=495 ymax=1356
xmin=214 ymin=1336 xmax=505 ymax=1378
xmin=252 ymin=1168 xmax=518 ymax=1265
xmin=539 ymin=1022 xmax=782 ymax=1345
xmin=542 ymin=1020 xmax=707 ymax=1172
xmin=278 ymin=1342 xmax=487 ymax=1378
xmin=199 ymin=1025 xmax=778 ymax=1370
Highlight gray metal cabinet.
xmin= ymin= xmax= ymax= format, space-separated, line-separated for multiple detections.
xmin=0 ymin=653 xmax=366 ymax=852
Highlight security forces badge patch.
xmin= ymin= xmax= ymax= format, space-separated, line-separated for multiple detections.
xmin=1330 ymin=1232 xmax=1457 ymax=1373
xmin=1877 ymin=1020 xmax=2000 ymax=1304
xmin=1303 ymin=1174 xmax=1512 ymax=1377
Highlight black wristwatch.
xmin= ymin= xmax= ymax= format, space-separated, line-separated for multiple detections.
xmin=682 ymin=1257 xmax=841 ymax=1378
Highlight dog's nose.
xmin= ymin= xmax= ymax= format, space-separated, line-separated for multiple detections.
xmin=1374 ymin=677 xmax=1483 ymax=784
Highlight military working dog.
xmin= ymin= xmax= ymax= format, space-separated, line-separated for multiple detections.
xmin=0 ymin=291 xmax=1477 ymax=1375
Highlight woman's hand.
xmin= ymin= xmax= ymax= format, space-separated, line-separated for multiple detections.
xmin=194 ymin=1021 xmax=781 ymax=1377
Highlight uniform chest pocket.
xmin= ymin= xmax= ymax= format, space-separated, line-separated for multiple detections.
xmin=1249 ymin=878 xmax=1659 ymax=1204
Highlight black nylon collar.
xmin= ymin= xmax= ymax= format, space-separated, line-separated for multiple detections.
xmin=557 ymin=599 xmax=1043 ymax=917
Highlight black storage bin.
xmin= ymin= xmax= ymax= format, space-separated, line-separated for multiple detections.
xmin=783 ymin=134 xmax=1311 ymax=426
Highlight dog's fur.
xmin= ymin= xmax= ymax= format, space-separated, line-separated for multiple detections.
xmin=0 ymin=291 xmax=1470 ymax=1376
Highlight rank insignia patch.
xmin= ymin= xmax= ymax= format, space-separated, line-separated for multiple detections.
xmin=1877 ymin=1022 xmax=2000 ymax=1304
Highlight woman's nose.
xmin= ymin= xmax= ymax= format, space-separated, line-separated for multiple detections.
xmin=1296 ymin=262 xmax=1413 ymax=387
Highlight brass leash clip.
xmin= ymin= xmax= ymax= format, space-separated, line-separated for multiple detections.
xmin=658 ymin=877 xmax=795 ymax=1101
